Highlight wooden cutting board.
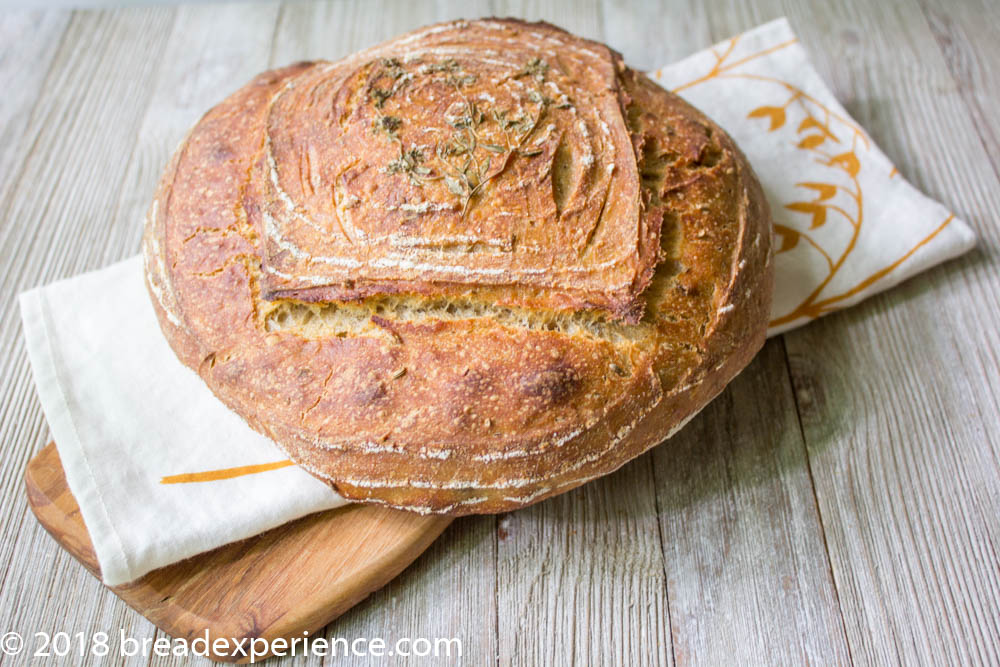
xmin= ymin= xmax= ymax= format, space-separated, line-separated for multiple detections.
xmin=24 ymin=443 xmax=453 ymax=663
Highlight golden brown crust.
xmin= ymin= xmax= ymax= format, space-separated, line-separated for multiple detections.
xmin=251 ymin=21 xmax=652 ymax=322
xmin=143 ymin=19 xmax=773 ymax=514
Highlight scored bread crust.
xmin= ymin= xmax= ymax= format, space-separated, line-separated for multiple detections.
xmin=143 ymin=18 xmax=774 ymax=514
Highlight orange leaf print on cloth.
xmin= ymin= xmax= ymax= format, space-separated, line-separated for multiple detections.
xmin=797 ymin=134 xmax=826 ymax=149
xmin=748 ymin=105 xmax=786 ymax=131
xmin=785 ymin=202 xmax=828 ymax=229
xmin=161 ymin=460 xmax=295 ymax=484
xmin=653 ymin=17 xmax=974 ymax=334
xmin=828 ymin=151 xmax=861 ymax=178
xmin=797 ymin=182 xmax=838 ymax=200
xmin=798 ymin=116 xmax=838 ymax=141
xmin=773 ymin=224 xmax=800 ymax=253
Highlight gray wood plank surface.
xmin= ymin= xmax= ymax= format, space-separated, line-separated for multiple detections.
xmin=653 ymin=339 xmax=852 ymax=666
xmin=0 ymin=11 xmax=70 ymax=206
xmin=706 ymin=0 xmax=1000 ymax=664
xmin=0 ymin=7 xmax=177 ymax=666
xmin=1 ymin=1 xmax=997 ymax=665
xmin=489 ymin=2 xmax=848 ymax=665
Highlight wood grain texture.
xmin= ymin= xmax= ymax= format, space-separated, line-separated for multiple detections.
xmin=1 ymin=0 xmax=998 ymax=665
xmin=921 ymin=0 xmax=1000 ymax=187
xmin=0 ymin=11 xmax=70 ymax=208
xmin=707 ymin=1 xmax=1000 ymax=664
xmin=0 ymin=9 xmax=178 ymax=666
xmin=653 ymin=339 xmax=851 ymax=666
xmin=25 ymin=443 xmax=451 ymax=663
xmin=490 ymin=4 xmax=842 ymax=665
xmin=102 ymin=1 xmax=283 ymax=261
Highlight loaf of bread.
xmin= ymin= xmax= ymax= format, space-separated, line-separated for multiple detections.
xmin=143 ymin=18 xmax=773 ymax=514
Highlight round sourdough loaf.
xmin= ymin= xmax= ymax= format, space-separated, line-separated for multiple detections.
xmin=143 ymin=18 xmax=773 ymax=514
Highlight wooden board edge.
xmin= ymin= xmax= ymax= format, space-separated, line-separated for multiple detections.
xmin=24 ymin=442 xmax=453 ymax=662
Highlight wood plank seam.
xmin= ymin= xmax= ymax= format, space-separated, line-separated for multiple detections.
xmin=266 ymin=3 xmax=287 ymax=67
xmin=0 ymin=9 xmax=182 ymax=660
xmin=592 ymin=10 xmax=678 ymax=664
xmin=493 ymin=513 xmax=500 ymax=667
xmin=0 ymin=13 xmax=72 ymax=225
xmin=916 ymin=0 xmax=1000 ymax=189
xmin=699 ymin=15 xmax=854 ymax=663
xmin=773 ymin=0 xmax=1000 ymax=660
xmin=647 ymin=453 xmax=678 ymax=667
xmin=778 ymin=335 xmax=856 ymax=666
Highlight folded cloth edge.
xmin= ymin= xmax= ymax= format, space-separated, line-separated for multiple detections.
xmin=20 ymin=287 xmax=135 ymax=582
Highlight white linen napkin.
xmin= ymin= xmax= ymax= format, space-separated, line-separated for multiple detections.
xmin=653 ymin=18 xmax=975 ymax=334
xmin=20 ymin=257 xmax=347 ymax=585
xmin=18 ymin=18 xmax=975 ymax=586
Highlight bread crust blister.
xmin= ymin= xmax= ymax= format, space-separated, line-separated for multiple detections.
xmin=143 ymin=19 xmax=774 ymax=514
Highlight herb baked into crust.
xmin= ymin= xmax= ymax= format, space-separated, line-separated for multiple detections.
xmin=143 ymin=18 xmax=774 ymax=514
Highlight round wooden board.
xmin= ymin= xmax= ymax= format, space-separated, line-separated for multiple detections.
xmin=23 ymin=443 xmax=453 ymax=663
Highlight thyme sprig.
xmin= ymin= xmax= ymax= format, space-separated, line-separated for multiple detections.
xmin=373 ymin=114 xmax=402 ymax=138
xmin=433 ymin=58 xmax=552 ymax=217
xmin=385 ymin=147 xmax=431 ymax=186
xmin=368 ymin=57 xmax=411 ymax=109
xmin=515 ymin=57 xmax=549 ymax=82
xmin=436 ymin=96 xmax=548 ymax=218
xmin=367 ymin=56 xmax=554 ymax=217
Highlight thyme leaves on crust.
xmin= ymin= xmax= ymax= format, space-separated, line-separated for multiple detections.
xmin=436 ymin=94 xmax=549 ymax=218
xmin=367 ymin=61 xmax=431 ymax=186
xmin=423 ymin=57 xmax=478 ymax=88
xmin=367 ymin=56 xmax=554 ymax=217
xmin=372 ymin=114 xmax=402 ymax=140
xmin=515 ymin=57 xmax=549 ymax=82
xmin=375 ymin=117 xmax=435 ymax=187
xmin=379 ymin=57 xmax=405 ymax=78
xmin=372 ymin=109 xmax=431 ymax=186
xmin=423 ymin=57 xmax=459 ymax=74
xmin=367 ymin=57 xmax=411 ymax=109
xmin=433 ymin=57 xmax=553 ymax=217
xmin=386 ymin=147 xmax=431 ymax=186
